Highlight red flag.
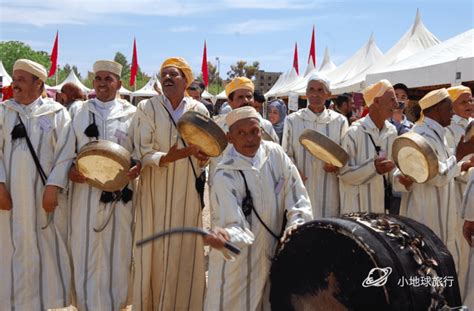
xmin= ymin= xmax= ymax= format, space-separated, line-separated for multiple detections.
xmin=201 ymin=40 xmax=209 ymax=87
xmin=48 ymin=31 xmax=59 ymax=77
xmin=2 ymin=85 xmax=13 ymax=101
xmin=293 ymin=42 xmax=299 ymax=75
xmin=130 ymin=38 xmax=139 ymax=87
xmin=308 ymin=26 xmax=316 ymax=68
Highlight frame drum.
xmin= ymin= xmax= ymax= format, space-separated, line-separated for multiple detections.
xmin=270 ymin=213 xmax=462 ymax=311
xmin=177 ymin=111 xmax=228 ymax=157
xmin=299 ymin=128 xmax=349 ymax=167
xmin=465 ymin=121 xmax=474 ymax=142
xmin=76 ymin=140 xmax=131 ymax=192
xmin=392 ymin=132 xmax=439 ymax=183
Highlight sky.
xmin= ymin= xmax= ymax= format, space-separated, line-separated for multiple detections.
xmin=0 ymin=0 xmax=473 ymax=79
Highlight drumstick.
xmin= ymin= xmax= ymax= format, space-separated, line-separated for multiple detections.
xmin=136 ymin=227 xmax=241 ymax=255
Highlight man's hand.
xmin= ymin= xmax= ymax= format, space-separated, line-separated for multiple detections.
xmin=460 ymin=155 xmax=474 ymax=172
xmin=43 ymin=185 xmax=59 ymax=213
xmin=456 ymin=136 xmax=474 ymax=162
xmin=0 ymin=183 xmax=12 ymax=210
xmin=463 ymin=220 xmax=474 ymax=246
xmin=374 ymin=157 xmax=395 ymax=175
xmin=69 ymin=164 xmax=86 ymax=183
xmin=398 ymin=174 xmax=414 ymax=191
xmin=159 ymin=144 xmax=207 ymax=166
xmin=203 ymin=227 xmax=230 ymax=250
xmin=323 ymin=163 xmax=339 ymax=174
xmin=127 ymin=161 xmax=142 ymax=180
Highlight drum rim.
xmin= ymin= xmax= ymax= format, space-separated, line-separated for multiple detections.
xmin=76 ymin=140 xmax=131 ymax=191
xmin=298 ymin=128 xmax=349 ymax=167
xmin=392 ymin=132 xmax=439 ymax=183
xmin=177 ymin=110 xmax=228 ymax=157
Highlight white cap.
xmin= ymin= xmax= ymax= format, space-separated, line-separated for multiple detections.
xmin=226 ymin=106 xmax=261 ymax=128
xmin=93 ymin=60 xmax=123 ymax=77
xmin=13 ymin=59 xmax=47 ymax=82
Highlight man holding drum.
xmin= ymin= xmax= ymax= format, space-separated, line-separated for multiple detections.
xmin=282 ymin=73 xmax=349 ymax=218
xmin=205 ymin=106 xmax=313 ymax=310
xmin=68 ymin=60 xmax=139 ymax=311
xmin=0 ymin=59 xmax=75 ymax=309
xmin=393 ymin=88 xmax=474 ymax=271
xmin=339 ymin=79 xmax=398 ymax=214
xmin=132 ymin=57 xmax=210 ymax=311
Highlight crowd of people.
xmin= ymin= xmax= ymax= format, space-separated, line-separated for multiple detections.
xmin=0 ymin=56 xmax=473 ymax=310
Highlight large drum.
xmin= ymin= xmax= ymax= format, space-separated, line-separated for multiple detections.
xmin=177 ymin=111 xmax=228 ymax=157
xmin=270 ymin=213 xmax=462 ymax=311
xmin=76 ymin=140 xmax=131 ymax=192
xmin=299 ymin=128 xmax=349 ymax=167
xmin=392 ymin=132 xmax=439 ymax=183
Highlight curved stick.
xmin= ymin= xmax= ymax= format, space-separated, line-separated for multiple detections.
xmin=136 ymin=227 xmax=241 ymax=255
xmin=41 ymin=212 xmax=54 ymax=230
xmin=93 ymin=201 xmax=117 ymax=233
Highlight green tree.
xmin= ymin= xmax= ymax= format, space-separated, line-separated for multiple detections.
xmin=114 ymin=52 xmax=131 ymax=80
xmin=226 ymin=60 xmax=260 ymax=80
xmin=0 ymin=41 xmax=50 ymax=76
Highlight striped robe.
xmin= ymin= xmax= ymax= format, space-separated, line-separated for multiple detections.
xmin=445 ymin=114 xmax=473 ymax=302
xmin=206 ymin=141 xmax=313 ymax=311
xmin=393 ymin=117 xmax=459 ymax=259
xmin=461 ymin=174 xmax=474 ymax=308
xmin=132 ymin=95 xmax=209 ymax=311
xmin=0 ymin=98 xmax=75 ymax=310
xmin=339 ymin=115 xmax=397 ymax=214
xmin=282 ymin=108 xmax=348 ymax=218
xmin=69 ymin=99 xmax=136 ymax=311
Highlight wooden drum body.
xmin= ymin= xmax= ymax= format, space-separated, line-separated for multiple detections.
xmin=76 ymin=140 xmax=131 ymax=192
xmin=392 ymin=132 xmax=439 ymax=183
xmin=270 ymin=213 xmax=461 ymax=311
xmin=299 ymin=128 xmax=349 ymax=167
xmin=177 ymin=111 xmax=228 ymax=157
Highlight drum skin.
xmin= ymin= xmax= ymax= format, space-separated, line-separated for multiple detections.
xmin=392 ymin=132 xmax=439 ymax=183
xmin=177 ymin=111 xmax=228 ymax=157
xmin=270 ymin=213 xmax=461 ymax=311
xmin=299 ymin=128 xmax=349 ymax=168
xmin=76 ymin=140 xmax=131 ymax=192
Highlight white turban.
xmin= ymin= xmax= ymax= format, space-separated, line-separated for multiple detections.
xmin=13 ymin=59 xmax=47 ymax=82
xmin=226 ymin=106 xmax=261 ymax=128
xmin=307 ymin=73 xmax=331 ymax=92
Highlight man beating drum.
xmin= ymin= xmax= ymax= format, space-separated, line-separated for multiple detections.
xmin=204 ymin=106 xmax=313 ymax=310
xmin=68 ymin=60 xmax=140 ymax=311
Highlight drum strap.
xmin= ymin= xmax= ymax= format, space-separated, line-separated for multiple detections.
xmin=367 ymin=134 xmax=393 ymax=212
xmin=238 ymin=170 xmax=281 ymax=240
xmin=160 ymin=102 xmax=206 ymax=209
xmin=84 ymin=112 xmax=99 ymax=139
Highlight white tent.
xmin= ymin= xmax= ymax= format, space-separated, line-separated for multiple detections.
xmin=265 ymin=67 xmax=299 ymax=98
xmin=216 ymin=90 xmax=227 ymax=100
xmin=131 ymin=76 xmax=159 ymax=97
xmin=318 ymin=46 xmax=337 ymax=73
xmin=48 ymin=71 xmax=91 ymax=93
xmin=0 ymin=61 xmax=12 ymax=86
xmin=366 ymin=28 xmax=474 ymax=87
xmin=202 ymin=89 xmax=217 ymax=104
xmin=119 ymin=86 xmax=132 ymax=96
xmin=332 ymin=9 xmax=440 ymax=94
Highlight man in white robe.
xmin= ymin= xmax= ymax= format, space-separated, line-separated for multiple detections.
xmin=132 ymin=57 xmax=209 ymax=311
xmin=68 ymin=60 xmax=139 ymax=311
xmin=208 ymin=77 xmax=279 ymax=190
xmin=461 ymin=173 xmax=474 ymax=308
xmin=393 ymin=88 xmax=474 ymax=264
xmin=205 ymin=107 xmax=313 ymax=310
xmin=282 ymin=73 xmax=348 ymax=218
xmin=339 ymin=80 xmax=398 ymax=214
xmin=0 ymin=59 xmax=75 ymax=309
xmin=445 ymin=86 xmax=474 ymax=303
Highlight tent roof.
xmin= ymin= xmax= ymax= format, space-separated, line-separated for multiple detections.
xmin=48 ymin=71 xmax=91 ymax=93
xmin=131 ymin=76 xmax=160 ymax=97
xmin=201 ymin=90 xmax=214 ymax=99
xmin=332 ymin=9 xmax=440 ymax=93
xmin=265 ymin=67 xmax=299 ymax=98
xmin=119 ymin=86 xmax=132 ymax=95
xmin=365 ymin=28 xmax=474 ymax=87
xmin=318 ymin=46 xmax=337 ymax=73
xmin=0 ymin=61 xmax=12 ymax=86
xmin=216 ymin=90 xmax=227 ymax=99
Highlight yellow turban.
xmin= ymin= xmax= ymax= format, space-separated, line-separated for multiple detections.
xmin=419 ymin=88 xmax=449 ymax=110
xmin=226 ymin=106 xmax=261 ymax=128
xmin=447 ymin=85 xmax=472 ymax=102
xmin=225 ymin=77 xmax=254 ymax=98
xmin=160 ymin=57 xmax=194 ymax=87
xmin=13 ymin=59 xmax=47 ymax=82
xmin=362 ymin=79 xmax=393 ymax=107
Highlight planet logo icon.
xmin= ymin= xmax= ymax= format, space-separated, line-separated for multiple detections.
xmin=362 ymin=267 xmax=392 ymax=287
